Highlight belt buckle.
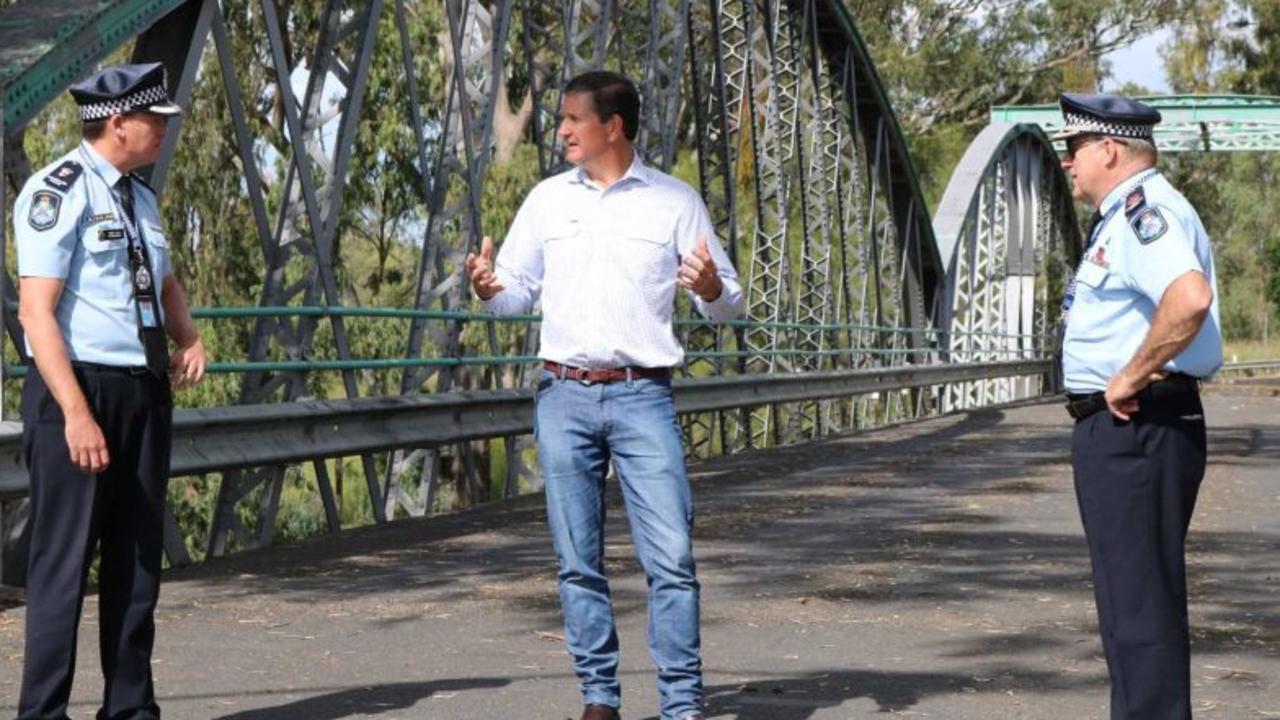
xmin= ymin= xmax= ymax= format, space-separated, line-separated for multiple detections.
xmin=574 ymin=369 xmax=593 ymax=386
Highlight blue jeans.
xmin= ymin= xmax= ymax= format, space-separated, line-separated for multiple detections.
xmin=534 ymin=369 xmax=703 ymax=720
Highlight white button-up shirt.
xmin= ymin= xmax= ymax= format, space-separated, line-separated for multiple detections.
xmin=483 ymin=154 xmax=744 ymax=368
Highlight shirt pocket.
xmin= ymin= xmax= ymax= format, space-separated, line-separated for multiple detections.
xmin=142 ymin=222 xmax=170 ymax=276
xmin=611 ymin=217 xmax=674 ymax=283
xmin=542 ymin=217 xmax=583 ymax=271
xmin=1075 ymin=261 xmax=1108 ymax=290
xmin=82 ymin=224 xmax=128 ymax=263
xmin=543 ymin=217 xmax=582 ymax=242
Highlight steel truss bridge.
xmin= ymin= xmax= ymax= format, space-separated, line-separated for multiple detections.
xmin=0 ymin=0 xmax=1084 ymax=578
xmin=994 ymin=95 xmax=1280 ymax=153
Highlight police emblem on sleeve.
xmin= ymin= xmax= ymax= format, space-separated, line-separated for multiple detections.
xmin=1132 ymin=207 xmax=1168 ymax=244
xmin=28 ymin=190 xmax=61 ymax=230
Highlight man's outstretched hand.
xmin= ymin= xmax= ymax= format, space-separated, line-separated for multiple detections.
xmin=677 ymin=235 xmax=722 ymax=302
xmin=466 ymin=235 xmax=505 ymax=300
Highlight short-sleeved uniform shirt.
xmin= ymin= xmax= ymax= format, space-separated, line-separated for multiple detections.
xmin=1062 ymin=168 xmax=1223 ymax=393
xmin=15 ymin=141 xmax=171 ymax=367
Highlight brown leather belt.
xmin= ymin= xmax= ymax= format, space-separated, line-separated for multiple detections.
xmin=544 ymin=360 xmax=671 ymax=385
xmin=1065 ymin=372 xmax=1200 ymax=421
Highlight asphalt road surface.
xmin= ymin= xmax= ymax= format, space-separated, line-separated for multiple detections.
xmin=1 ymin=391 xmax=1276 ymax=719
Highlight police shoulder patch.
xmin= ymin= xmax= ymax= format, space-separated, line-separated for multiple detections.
xmin=1131 ymin=207 xmax=1168 ymax=245
xmin=41 ymin=160 xmax=83 ymax=193
xmin=27 ymin=190 xmax=62 ymax=230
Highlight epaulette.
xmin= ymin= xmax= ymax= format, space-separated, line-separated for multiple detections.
xmin=1122 ymin=186 xmax=1147 ymax=219
xmin=42 ymin=160 xmax=83 ymax=193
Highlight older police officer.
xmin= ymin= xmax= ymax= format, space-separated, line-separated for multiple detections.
xmin=14 ymin=63 xmax=206 ymax=719
xmin=1055 ymin=93 xmax=1222 ymax=719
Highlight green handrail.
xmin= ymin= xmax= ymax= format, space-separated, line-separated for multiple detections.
xmin=7 ymin=302 xmax=1047 ymax=340
xmin=184 ymin=305 xmax=1044 ymax=339
xmin=2 ymin=304 xmax=1048 ymax=380
xmin=3 ymin=346 xmax=1041 ymax=379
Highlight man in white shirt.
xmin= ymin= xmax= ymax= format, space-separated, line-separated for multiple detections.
xmin=467 ymin=70 xmax=743 ymax=720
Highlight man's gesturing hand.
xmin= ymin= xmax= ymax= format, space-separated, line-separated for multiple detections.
xmin=466 ymin=236 xmax=505 ymax=300
xmin=677 ymin=235 xmax=723 ymax=302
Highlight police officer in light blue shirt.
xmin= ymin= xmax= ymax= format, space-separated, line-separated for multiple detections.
xmin=1054 ymin=93 xmax=1221 ymax=720
xmin=17 ymin=125 xmax=175 ymax=368
xmin=14 ymin=63 xmax=206 ymax=720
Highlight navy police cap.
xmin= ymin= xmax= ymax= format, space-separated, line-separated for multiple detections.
xmin=1050 ymin=93 xmax=1161 ymax=141
xmin=69 ymin=63 xmax=182 ymax=121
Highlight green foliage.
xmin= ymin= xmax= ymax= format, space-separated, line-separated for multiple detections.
xmin=1155 ymin=0 xmax=1280 ymax=343
xmin=848 ymin=0 xmax=1177 ymax=200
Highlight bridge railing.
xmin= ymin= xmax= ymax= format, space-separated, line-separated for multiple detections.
xmin=0 ymin=357 xmax=1051 ymax=501
xmin=0 ymin=304 xmax=1054 ymax=577
xmin=1 ymin=306 xmax=1047 ymax=378
xmin=1212 ymin=360 xmax=1280 ymax=379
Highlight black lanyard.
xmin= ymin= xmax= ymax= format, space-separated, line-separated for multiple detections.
xmin=104 ymin=165 xmax=169 ymax=379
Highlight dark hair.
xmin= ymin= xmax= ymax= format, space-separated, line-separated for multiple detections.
xmin=82 ymin=118 xmax=108 ymax=141
xmin=564 ymin=71 xmax=640 ymax=141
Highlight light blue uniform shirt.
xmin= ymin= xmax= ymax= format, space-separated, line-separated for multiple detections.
xmin=15 ymin=141 xmax=171 ymax=366
xmin=1062 ymin=169 xmax=1222 ymax=393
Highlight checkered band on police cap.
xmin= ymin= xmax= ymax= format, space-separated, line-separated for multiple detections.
xmin=78 ymin=84 xmax=170 ymax=121
xmin=1060 ymin=110 xmax=1155 ymax=140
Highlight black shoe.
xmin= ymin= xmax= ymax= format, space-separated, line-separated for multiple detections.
xmin=579 ymin=704 xmax=621 ymax=720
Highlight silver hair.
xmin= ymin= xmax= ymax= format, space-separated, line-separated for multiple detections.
xmin=1113 ymin=136 xmax=1159 ymax=164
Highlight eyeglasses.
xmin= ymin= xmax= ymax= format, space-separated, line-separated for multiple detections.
xmin=1064 ymin=134 xmax=1130 ymax=160
xmin=1064 ymin=135 xmax=1104 ymax=159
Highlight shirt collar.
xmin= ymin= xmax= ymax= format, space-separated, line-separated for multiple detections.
xmin=571 ymin=150 xmax=651 ymax=189
xmin=1098 ymin=167 xmax=1159 ymax=216
xmin=78 ymin=140 xmax=124 ymax=187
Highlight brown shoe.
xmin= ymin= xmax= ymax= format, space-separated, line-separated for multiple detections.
xmin=579 ymin=704 xmax=620 ymax=720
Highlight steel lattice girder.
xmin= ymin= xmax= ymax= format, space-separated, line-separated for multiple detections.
xmin=0 ymin=0 xmax=978 ymax=563
xmin=991 ymin=95 xmax=1280 ymax=153
xmin=933 ymin=122 xmax=1079 ymax=410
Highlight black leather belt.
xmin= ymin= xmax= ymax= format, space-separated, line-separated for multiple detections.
xmin=1065 ymin=372 xmax=1200 ymax=421
xmin=544 ymin=361 xmax=671 ymax=385
xmin=69 ymin=360 xmax=155 ymax=377
xmin=1065 ymin=393 xmax=1108 ymax=421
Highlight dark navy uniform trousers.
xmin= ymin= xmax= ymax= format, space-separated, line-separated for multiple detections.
xmin=18 ymin=363 xmax=172 ymax=720
xmin=1071 ymin=388 xmax=1205 ymax=720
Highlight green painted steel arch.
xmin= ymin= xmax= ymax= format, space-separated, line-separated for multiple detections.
xmin=0 ymin=0 xmax=189 ymax=130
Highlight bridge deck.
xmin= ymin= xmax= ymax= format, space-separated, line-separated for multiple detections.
xmin=0 ymin=393 xmax=1276 ymax=719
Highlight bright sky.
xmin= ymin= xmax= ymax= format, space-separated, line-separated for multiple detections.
xmin=1101 ymin=28 xmax=1173 ymax=94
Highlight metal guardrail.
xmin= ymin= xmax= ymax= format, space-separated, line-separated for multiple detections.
xmin=0 ymin=359 xmax=1050 ymax=499
xmin=1214 ymin=359 xmax=1280 ymax=376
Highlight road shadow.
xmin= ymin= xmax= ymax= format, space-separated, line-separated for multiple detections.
xmin=141 ymin=400 xmax=1280 ymax=665
xmin=640 ymin=667 xmax=1102 ymax=719
xmin=210 ymin=677 xmax=509 ymax=720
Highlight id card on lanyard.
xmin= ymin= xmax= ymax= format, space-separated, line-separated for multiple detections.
xmin=105 ymin=174 xmax=162 ymax=329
